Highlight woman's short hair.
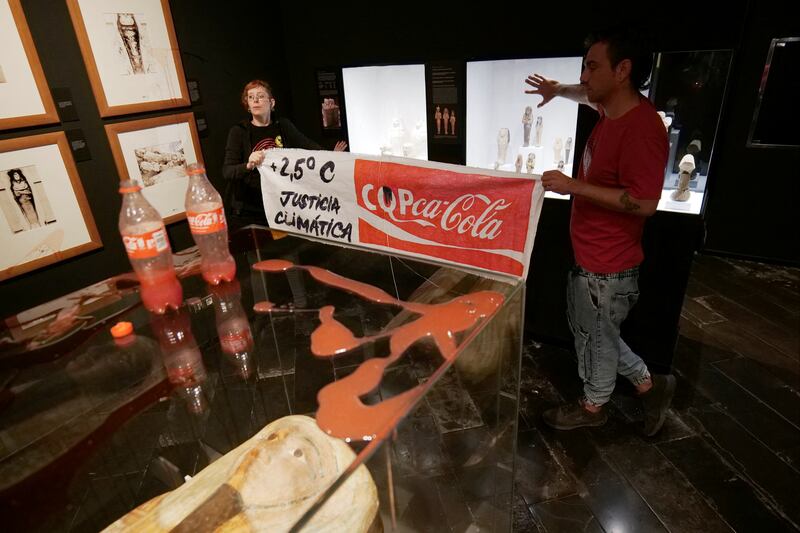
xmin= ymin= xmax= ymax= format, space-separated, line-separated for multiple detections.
xmin=241 ymin=79 xmax=273 ymax=111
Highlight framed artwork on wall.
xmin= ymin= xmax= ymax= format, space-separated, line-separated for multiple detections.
xmin=66 ymin=0 xmax=189 ymax=117
xmin=0 ymin=0 xmax=59 ymax=130
xmin=105 ymin=112 xmax=203 ymax=224
xmin=0 ymin=132 xmax=102 ymax=281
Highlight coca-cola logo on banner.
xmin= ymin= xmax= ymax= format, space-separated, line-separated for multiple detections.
xmin=356 ymin=160 xmax=532 ymax=245
xmin=354 ymin=160 xmax=535 ymax=276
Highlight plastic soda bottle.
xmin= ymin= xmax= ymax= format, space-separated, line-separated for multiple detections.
xmin=150 ymin=309 xmax=208 ymax=413
xmin=118 ymin=181 xmax=183 ymax=314
xmin=210 ymin=279 xmax=254 ymax=379
xmin=185 ymin=163 xmax=236 ymax=285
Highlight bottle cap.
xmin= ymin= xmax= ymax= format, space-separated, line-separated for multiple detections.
xmin=186 ymin=163 xmax=206 ymax=176
xmin=118 ymin=180 xmax=141 ymax=194
xmin=111 ymin=321 xmax=134 ymax=338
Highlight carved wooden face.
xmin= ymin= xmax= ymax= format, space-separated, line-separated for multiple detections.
xmin=237 ymin=424 xmax=334 ymax=506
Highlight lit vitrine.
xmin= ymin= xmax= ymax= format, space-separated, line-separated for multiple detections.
xmin=342 ymin=64 xmax=429 ymax=160
xmin=467 ymin=56 xmax=583 ymax=200
xmin=649 ymin=49 xmax=734 ymax=214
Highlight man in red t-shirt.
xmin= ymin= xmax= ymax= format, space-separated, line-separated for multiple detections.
xmin=525 ymin=28 xmax=675 ymax=436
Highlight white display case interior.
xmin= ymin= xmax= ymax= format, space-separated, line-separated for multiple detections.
xmin=342 ymin=64 xmax=428 ymax=160
xmin=466 ymin=56 xmax=582 ymax=200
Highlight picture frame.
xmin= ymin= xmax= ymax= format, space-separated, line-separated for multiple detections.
xmin=0 ymin=132 xmax=102 ymax=281
xmin=0 ymin=0 xmax=59 ymax=130
xmin=66 ymin=0 xmax=189 ymax=117
xmin=105 ymin=112 xmax=203 ymax=224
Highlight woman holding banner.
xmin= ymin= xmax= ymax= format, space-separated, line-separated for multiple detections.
xmin=222 ymin=79 xmax=347 ymax=227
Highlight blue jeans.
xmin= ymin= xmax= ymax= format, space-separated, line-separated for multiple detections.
xmin=566 ymin=265 xmax=650 ymax=406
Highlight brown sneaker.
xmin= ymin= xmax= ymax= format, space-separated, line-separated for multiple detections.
xmin=641 ymin=374 xmax=676 ymax=436
xmin=543 ymin=400 xmax=608 ymax=430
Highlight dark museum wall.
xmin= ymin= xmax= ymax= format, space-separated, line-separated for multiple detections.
xmin=278 ymin=1 xmax=799 ymax=265
xmin=701 ymin=1 xmax=800 ymax=264
xmin=1 ymin=0 xmax=797 ymax=317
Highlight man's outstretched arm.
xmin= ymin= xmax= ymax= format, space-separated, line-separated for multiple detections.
xmin=525 ymin=74 xmax=598 ymax=110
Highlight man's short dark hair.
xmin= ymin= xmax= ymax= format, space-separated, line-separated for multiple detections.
xmin=585 ymin=27 xmax=654 ymax=91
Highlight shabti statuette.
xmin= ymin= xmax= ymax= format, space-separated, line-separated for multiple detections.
xmin=534 ymin=116 xmax=543 ymax=146
xmin=496 ymin=128 xmax=510 ymax=169
xmin=553 ymin=137 xmax=563 ymax=165
xmin=522 ymin=106 xmax=533 ymax=147
xmin=565 ymin=137 xmax=573 ymax=163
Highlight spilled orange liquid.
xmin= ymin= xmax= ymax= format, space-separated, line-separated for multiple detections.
xmin=253 ymin=259 xmax=503 ymax=441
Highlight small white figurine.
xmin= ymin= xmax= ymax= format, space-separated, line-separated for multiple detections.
xmin=565 ymin=137 xmax=573 ymax=163
xmin=671 ymin=154 xmax=695 ymax=202
xmin=526 ymin=153 xmax=535 ymax=173
xmin=522 ymin=106 xmax=533 ymax=147
xmin=515 ymin=154 xmax=523 ymax=173
xmin=443 ymin=108 xmax=451 ymax=135
xmin=534 ymin=116 xmax=543 ymax=146
xmin=496 ymin=128 xmax=510 ymax=168
xmin=449 ymin=111 xmax=456 ymax=136
xmin=657 ymin=111 xmax=673 ymax=131
xmin=553 ymin=137 xmax=563 ymax=165
xmin=434 ymin=106 xmax=442 ymax=135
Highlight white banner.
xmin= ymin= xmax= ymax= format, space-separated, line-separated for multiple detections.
xmin=259 ymin=150 xmax=544 ymax=279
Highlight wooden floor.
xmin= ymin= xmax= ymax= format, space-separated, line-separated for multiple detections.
xmin=514 ymin=254 xmax=800 ymax=532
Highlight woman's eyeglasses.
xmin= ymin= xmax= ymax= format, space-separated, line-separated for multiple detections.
xmin=247 ymin=93 xmax=270 ymax=102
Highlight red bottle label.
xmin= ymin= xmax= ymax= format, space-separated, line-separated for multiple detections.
xmin=188 ymin=207 xmax=227 ymax=234
xmin=220 ymin=330 xmax=253 ymax=354
xmin=122 ymin=227 xmax=169 ymax=259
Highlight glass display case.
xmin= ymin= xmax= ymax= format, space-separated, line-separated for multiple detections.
xmin=342 ymin=64 xmax=429 ymax=160
xmin=0 ymin=227 xmax=523 ymax=531
xmin=648 ymin=49 xmax=733 ymax=214
xmin=466 ymin=56 xmax=583 ymax=200
xmin=747 ymin=37 xmax=800 ymax=148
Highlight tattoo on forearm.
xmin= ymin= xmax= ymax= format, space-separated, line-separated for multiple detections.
xmin=620 ymin=191 xmax=640 ymax=212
